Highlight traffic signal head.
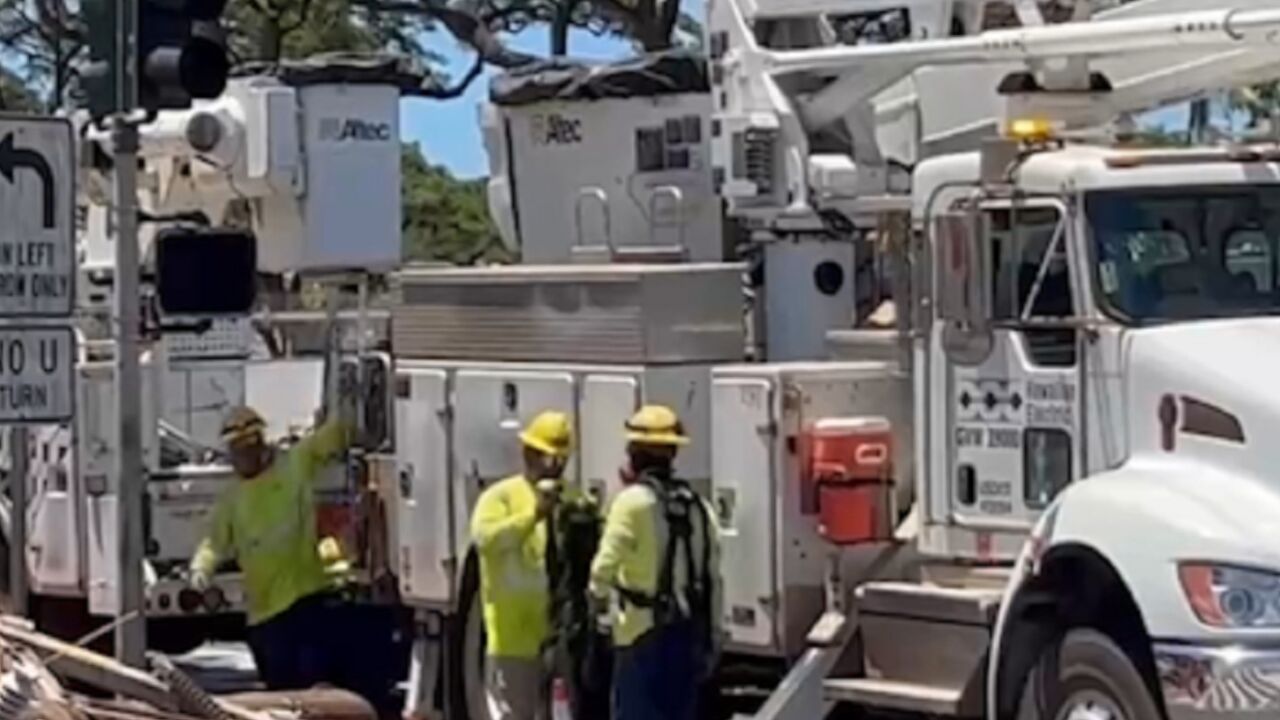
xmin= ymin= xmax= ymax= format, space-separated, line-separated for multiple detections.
xmin=155 ymin=227 xmax=257 ymax=316
xmin=80 ymin=0 xmax=231 ymax=119
xmin=138 ymin=0 xmax=231 ymax=111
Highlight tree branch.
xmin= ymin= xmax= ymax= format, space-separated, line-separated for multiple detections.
xmin=421 ymin=53 xmax=483 ymax=98
xmin=353 ymin=0 xmax=538 ymax=68
xmin=657 ymin=0 xmax=679 ymax=48
xmin=589 ymin=0 xmax=641 ymax=27
xmin=277 ymin=0 xmax=315 ymax=37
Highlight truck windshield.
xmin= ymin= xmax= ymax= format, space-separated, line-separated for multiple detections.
xmin=1087 ymin=186 xmax=1280 ymax=322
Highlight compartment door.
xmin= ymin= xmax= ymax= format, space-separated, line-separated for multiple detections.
xmin=395 ymin=369 xmax=454 ymax=606
xmin=80 ymin=363 xmax=156 ymax=616
xmin=453 ymin=371 xmax=576 ymax=556
xmin=581 ymin=375 xmax=639 ymax=504
xmin=712 ymin=377 xmax=778 ymax=652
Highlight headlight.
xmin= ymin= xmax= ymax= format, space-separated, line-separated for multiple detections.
xmin=1179 ymin=563 xmax=1280 ymax=628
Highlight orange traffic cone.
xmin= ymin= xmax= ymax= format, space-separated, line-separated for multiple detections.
xmin=550 ymin=677 xmax=572 ymax=720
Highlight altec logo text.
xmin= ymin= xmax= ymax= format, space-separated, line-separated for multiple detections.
xmin=319 ymin=118 xmax=393 ymax=142
xmin=530 ymin=114 xmax=583 ymax=146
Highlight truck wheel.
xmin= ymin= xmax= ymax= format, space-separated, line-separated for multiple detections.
xmin=1017 ymin=628 xmax=1161 ymax=720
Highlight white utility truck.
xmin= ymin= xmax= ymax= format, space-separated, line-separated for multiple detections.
xmin=3 ymin=56 xmax=409 ymax=652
xmin=388 ymin=1 xmax=1280 ymax=720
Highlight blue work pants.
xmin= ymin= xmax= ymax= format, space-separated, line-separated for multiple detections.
xmin=612 ymin=621 xmax=700 ymax=720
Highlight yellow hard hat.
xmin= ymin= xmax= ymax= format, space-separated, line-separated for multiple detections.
xmin=221 ymin=406 xmax=266 ymax=444
xmin=625 ymin=405 xmax=689 ymax=447
xmin=520 ymin=411 xmax=573 ymax=458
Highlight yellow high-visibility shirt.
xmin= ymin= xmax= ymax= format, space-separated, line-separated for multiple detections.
xmin=191 ymin=419 xmax=349 ymax=626
xmin=471 ymin=474 xmax=552 ymax=659
xmin=589 ymin=481 xmax=722 ymax=648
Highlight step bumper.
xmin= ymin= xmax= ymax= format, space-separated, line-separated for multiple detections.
xmin=1156 ymin=642 xmax=1280 ymax=720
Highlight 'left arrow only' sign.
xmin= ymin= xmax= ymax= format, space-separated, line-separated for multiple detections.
xmin=0 ymin=116 xmax=75 ymax=318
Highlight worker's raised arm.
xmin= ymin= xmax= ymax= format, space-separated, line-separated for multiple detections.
xmin=470 ymin=485 xmax=538 ymax=556
xmin=292 ymin=415 xmax=353 ymax=480
xmin=589 ymin=489 xmax=642 ymax=599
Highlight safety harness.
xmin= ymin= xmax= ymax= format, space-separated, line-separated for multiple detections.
xmin=615 ymin=470 xmax=714 ymax=651
xmin=545 ymin=491 xmax=612 ymax=719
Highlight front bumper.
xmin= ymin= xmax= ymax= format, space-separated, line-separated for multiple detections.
xmin=1156 ymin=642 xmax=1280 ymax=719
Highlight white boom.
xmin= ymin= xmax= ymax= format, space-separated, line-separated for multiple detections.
xmin=712 ymin=0 xmax=1280 ymax=225
xmin=762 ymin=9 xmax=1280 ymax=75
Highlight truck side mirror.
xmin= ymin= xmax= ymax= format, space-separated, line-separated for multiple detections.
xmin=933 ymin=210 xmax=993 ymax=363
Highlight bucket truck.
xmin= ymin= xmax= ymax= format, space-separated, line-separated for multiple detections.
xmin=7 ymin=56 xmax=408 ymax=653
xmin=388 ymin=1 xmax=1280 ymax=720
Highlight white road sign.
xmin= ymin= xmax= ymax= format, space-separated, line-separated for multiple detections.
xmin=0 ymin=116 xmax=74 ymax=317
xmin=0 ymin=327 xmax=74 ymax=422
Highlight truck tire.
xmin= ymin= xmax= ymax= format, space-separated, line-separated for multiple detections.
xmin=1017 ymin=628 xmax=1161 ymax=720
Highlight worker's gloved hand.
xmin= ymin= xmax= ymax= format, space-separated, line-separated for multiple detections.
xmin=189 ymin=569 xmax=211 ymax=592
xmin=588 ymin=593 xmax=610 ymax=621
xmin=535 ymin=479 xmax=560 ymax=520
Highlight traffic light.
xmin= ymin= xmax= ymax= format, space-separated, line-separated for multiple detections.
xmin=155 ymin=228 xmax=257 ymax=315
xmin=137 ymin=0 xmax=231 ymax=111
xmin=81 ymin=0 xmax=231 ymax=119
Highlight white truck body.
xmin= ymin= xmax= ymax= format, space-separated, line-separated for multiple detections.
xmin=382 ymin=2 xmax=1280 ymax=720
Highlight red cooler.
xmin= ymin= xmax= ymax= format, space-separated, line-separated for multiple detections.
xmin=805 ymin=417 xmax=894 ymax=545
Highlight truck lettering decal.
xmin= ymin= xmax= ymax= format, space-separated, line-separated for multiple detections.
xmin=530 ymin=114 xmax=583 ymax=146
xmin=1026 ymin=380 xmax=1076 ymax=404
xmin=979 ymin=500 xmax=1013 ymax=515
xmin=987 ymin=428 xmax=1021 ymax=449
xmin=979 ymin=480 xmax=1011 ymax=497
xmin=318 ymin=118 xmax=392 ymax=142
xmin=956 ymin=426 xmax=984 ymax=447
xmin=1028 ymin=404 xmax=1073 ymax=427
xmin=955 ymin=378 xmax=1024 ymax=424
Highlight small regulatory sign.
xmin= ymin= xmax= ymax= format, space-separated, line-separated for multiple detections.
xmin=0 ymin=116 xmax=75 ymax=317
xmin=0 ymin=326 xmax=74 ymax=422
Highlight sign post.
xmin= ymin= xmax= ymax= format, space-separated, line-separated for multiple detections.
xmin=0 ymin=115 xmax=77 ymax=625
xmin=112 ymin=118 xmax=147 ymax=667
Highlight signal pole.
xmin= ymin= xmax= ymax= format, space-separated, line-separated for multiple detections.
xmin=112 ymin=0 xmax=147 ymax=668
xmin=81 ymin=0 xmax=230 ymax=666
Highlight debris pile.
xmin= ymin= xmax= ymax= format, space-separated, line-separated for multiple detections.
xmin=0 ymin=617 xmax=374 ymax=720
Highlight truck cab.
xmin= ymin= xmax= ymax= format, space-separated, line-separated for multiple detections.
xmin=834 ymin=139 xmax=1280 ymax=720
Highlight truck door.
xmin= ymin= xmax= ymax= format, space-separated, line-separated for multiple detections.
xmin=944 ymin=199 xmax=1083 ymax=558
xmin=581 ymin=375 xmax=639 ymax=504
xmin=712 ymin=376 xmax=778 ymax=652
xmin=395 ymin=368 xmax=454 ymax=607
xmin=452 ymin=370 xmax=576 ymax=557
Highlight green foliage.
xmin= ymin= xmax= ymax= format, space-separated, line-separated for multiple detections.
xmin=0 ymin=68 xmax=41 ymax=112
xmin=1232 ymin=84 xmax=1280 ymax=129
xmin=223 ymin=0 xmax=430 ymax=63
xmin=401 ymin=144 xmax=512 ymax=264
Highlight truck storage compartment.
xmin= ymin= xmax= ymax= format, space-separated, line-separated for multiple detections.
xmin=712 ymin=362 xmax=912 ymax=658
xmin=392 ymin=263 xmax=745 ymax=364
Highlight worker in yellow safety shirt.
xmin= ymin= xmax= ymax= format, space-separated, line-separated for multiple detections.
xmin=589 ymin=405 xmax=722 ymax=720
xmin=189 ymin=403 xmax=352 ymax=691
xmin=471 ymin=411 xmax=573 ymax=720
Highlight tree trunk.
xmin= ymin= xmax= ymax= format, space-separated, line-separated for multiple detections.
xmin=637 ymin=21 xmax=667 ymax=51
xmin=259 ymin=19 xmax=284 ymax=61
xmin=551 ymin=3 xmax=572 ymax=56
